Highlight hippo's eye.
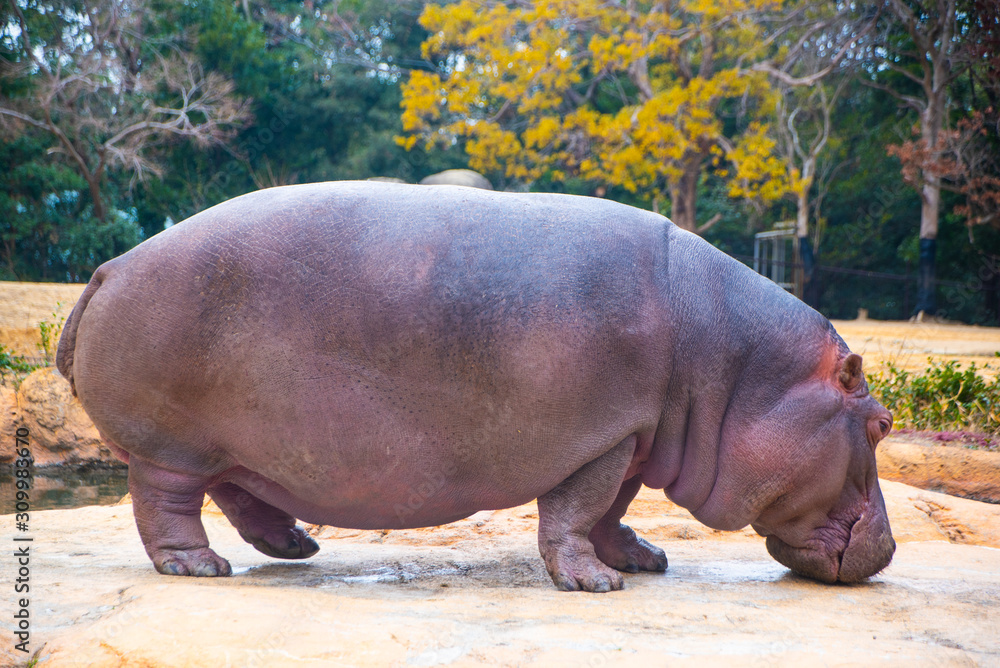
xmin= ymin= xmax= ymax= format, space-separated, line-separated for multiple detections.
xmin=867 ymin=416 xmax=892 ymax=448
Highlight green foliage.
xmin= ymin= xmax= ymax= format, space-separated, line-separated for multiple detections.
xmin=869 ymin=357 xmax=1000 ymax=437
xmin=0 ymin=344 xmax=35 ymax=386
xmin=37 ymin=305 xmax=66 ymax=366
xmin=0 ymin=132 xmax=144 ymax=280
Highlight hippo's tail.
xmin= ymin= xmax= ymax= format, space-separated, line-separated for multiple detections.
xmin=56 ymin=264 xmax=109 ymax=396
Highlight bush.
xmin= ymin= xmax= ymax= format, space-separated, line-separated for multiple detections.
xmin=0 ymin=344 xmax=36 ymax=386
xmin=869 ymin=356 xmax=1000 ymax=438
xmin=37 ymin=306 xmax=66 ymax=366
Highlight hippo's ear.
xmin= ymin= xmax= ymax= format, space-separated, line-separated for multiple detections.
xmin=838 ymin=353 xmax=863 ymax=391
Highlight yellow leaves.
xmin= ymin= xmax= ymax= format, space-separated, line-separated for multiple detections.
xmin=395 ymin=134 xmax=419 ymax=151
xmin=726 ymin=121 xmax=791 ymax=203
xmin=399 ymin=0 xmax=790 ymax=213
xmin=463 ymin=121 xmax=524 ymax=176
xmin=589 ymin=30 xmax=647 ymax=72
xmin=522 ymin=116 xmax=561 ymax=149
xmin=787 ymin=165 xmax=808 ymax=197
xmin=399 ymin=70 xmax=442 ymax=133
xmin=685 ymin=0 xmax=730 ymax=20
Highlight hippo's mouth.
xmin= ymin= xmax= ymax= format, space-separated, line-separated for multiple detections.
xmin=763 ymin=508 xmax=895 ymax=583
xmin=764 ymin=534 xmax=844 ymax=583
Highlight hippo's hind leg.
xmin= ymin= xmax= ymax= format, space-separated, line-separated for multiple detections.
xmin=128 ymin=457 xmax=232 ymax=577
xmin=588 ymin=475 xmax=668 ymax=573
xmin=207 ymin=482 xmax=319 ymax=560
xmin=537 ymin=435 xmax=655 ymax=593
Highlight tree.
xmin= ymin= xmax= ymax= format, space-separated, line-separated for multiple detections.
xmin=954 ymin=0 xmax=1000 ymax=234
xmin=758 ymin=7 xmax=873 ymax=303
xmin=772 ymin=79 xmax=845 ymax=301
xmin=131 ymin=0 xmax=457 ymax=228
xmin=0 ymin=0 xmax=250 ymax=225
xmin=866 ymin=0 xmax=967 ymax=317
xmin=399 ymin=0 xmax=793 ymax=233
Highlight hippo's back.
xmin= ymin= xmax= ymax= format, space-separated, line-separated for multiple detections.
xmin=64 ymin=182 xmax=675 ymax=523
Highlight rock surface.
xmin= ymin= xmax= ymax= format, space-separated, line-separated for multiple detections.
xmin=2 ymin=480 xmax=997 ymax=667
xmin=0 ymin=368 xmax=117 ymax=466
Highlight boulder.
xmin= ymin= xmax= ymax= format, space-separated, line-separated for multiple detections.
xmin=10 ymin=367 xmax=118 ymax=466
xmin=419 ymin=169 xmax=493 ymax=190
xmin=0 ymin=384 xmax=19 ymax=462
xmin=366 ymin=176 xmax=408 ymax=184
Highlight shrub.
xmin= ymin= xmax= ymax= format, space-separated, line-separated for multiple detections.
xmin=37 ymin=305 xmax=66 ymax=366
xmin=0 ymin=344 xmax=36 ymax=386
xmin=869 ymin=356 xmax=1000 ymax=438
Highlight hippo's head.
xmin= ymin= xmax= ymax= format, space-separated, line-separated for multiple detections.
xmin=751 ymin=352 xmax=894 ymax=582
xmin=701 ymin=350 xmax=895 ymax=584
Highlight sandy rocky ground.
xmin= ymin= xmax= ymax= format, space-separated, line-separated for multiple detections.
xmin=1 ymin=282 xmax=1000 ymax=667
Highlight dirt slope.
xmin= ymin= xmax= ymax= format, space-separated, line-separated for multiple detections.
xmin=0 ymin=282 xmax=84 ymax=357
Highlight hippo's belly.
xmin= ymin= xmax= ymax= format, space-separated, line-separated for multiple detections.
xmin=184 ymin=351 xmax=657 ymax=529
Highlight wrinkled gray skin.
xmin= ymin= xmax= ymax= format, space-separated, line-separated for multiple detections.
xmin=57 ymin=182 xmax=895 ymax=591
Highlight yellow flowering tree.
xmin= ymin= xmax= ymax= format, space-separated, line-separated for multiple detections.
xmin=399 ymin=0 xmax=792 ymax=232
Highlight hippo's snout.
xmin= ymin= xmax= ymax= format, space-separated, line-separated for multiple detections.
xmin=836 ymin=489 xmax=896 ymax=583
xmin=766 ymin=485 xmax=895 ymax=584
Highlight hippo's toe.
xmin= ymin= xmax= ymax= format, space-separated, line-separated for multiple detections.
xmin=550 ymin=562 xmax=625 ymax=593
xmin=541 ymin=536 xmax=627 ymax=593
xmin=154 ymin=547 xmax=233 ymax=577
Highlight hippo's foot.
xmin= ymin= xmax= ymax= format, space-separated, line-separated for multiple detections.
xmin=541 ymin=537 xmax=625 ymax=592
xmin=537 ymin=436 xmax=643 ymax=593
xmin=128 ymin=457 xmax=233 ymax=577
xmin=154 ymin=547 xmax=232 ymax=577
xmin=238 ymin=525 xmax=319 ymax=560
xmin=208 ymin=482 xmax=320 ymax=560
xmin=590 ymin=523 xmax=668 ymax=574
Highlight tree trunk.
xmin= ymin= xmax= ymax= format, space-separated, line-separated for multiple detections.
xmin=795 ymin=186 xmax=809 ymax=238
xmin=84 ymin=172 xmax=107 ymax=223
xmin=915 ymin=237 xmax=937 ymax=316
xmin=669 ymin=157 xmax=700 ymax=232
xmin=915 ymin=105 xmax=943 ymax=316
xmin=907 ymin=0 xmax=957 ymax=317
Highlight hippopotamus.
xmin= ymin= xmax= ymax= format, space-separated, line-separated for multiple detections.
xmin=56 ymin=181 xmax=895 ymax=592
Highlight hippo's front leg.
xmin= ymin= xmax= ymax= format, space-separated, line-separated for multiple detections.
xmin=537 ymin=435 xmax=647 ymax=592
xmin=128 ymin=457 xmax=232 ymax=577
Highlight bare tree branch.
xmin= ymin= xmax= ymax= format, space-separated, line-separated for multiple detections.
xmin=696 ymin=212 xmax=723 ymax=234
xmin=0 ymin=0 xmax=250 ymax=221
xmin=883 ymin=58 xmax=931 ymax=87
xmin=861 ymin=77 xmax=927 ymax=113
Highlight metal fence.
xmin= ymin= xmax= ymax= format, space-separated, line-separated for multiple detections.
xmin=734 ymin=253 xmax=999 ymax=324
